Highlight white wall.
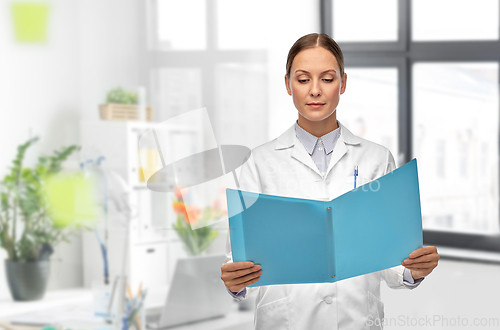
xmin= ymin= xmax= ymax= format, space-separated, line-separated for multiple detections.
xmin=0 ymin=0 xmax=81 ymax=172
xmin=78 ymin=0 xmax=141 ymax=121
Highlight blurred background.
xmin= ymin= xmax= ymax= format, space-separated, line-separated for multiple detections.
xmin=0 ymin=0 xmax=499 ymax=329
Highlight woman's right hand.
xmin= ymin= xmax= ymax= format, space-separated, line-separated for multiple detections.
xmin=221 ymin=261 xmax=262 ymax=293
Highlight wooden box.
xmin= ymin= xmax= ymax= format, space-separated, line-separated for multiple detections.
xmin=99 ymin=104 xmax=154 ymax=122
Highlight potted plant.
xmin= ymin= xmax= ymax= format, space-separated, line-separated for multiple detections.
xmin=99 ymin=87 xmax=153 ymax=122
xmin=0 ymin=136 xmax=83 ymax=301
xmin=171 ymin=187 xmax=226 ymax=256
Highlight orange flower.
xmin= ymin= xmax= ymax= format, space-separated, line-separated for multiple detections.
xmin=173 ymin=201 xmax=186 ymax=215
xmin=185 ymin=206 xmax=201 ymax=225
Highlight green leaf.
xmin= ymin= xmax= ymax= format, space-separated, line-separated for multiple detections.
xmin=0 ymin=136 xmax=88 ymax=261
xmin=106 ymin=87 xmax=138 ymax=105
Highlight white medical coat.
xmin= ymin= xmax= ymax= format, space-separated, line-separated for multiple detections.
xmin=223 ymin=120 xmax=422 ymax=330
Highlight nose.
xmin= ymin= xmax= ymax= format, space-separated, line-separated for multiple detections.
xmin=310 ymin=80 xmax=321 ymax=97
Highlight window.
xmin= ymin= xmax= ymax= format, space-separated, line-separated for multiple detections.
xmin=413 ymin=63 xmax=499 ymax=234
xmin=146 ymin=0 xmax=268 ymax=147
xmin=323 ymin=0 xmax=500 ymax=256
xmin=152 ymin=68 xmax=203 ymax=118
xmin=333 ymin=0 xmax=398 ymax=42
xmin=215 ymin=0 xmax=267 ymax=50
xmin=156 ymin=0 xmax=207 ymax=50
xmin=340 ymin=68 xmax=399 ymax=159
xmin=412 ymin=0 xmax=499 ymax=41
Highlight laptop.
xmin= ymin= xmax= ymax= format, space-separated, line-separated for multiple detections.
xmin=146 ymin=254 xmax=234 ymax=329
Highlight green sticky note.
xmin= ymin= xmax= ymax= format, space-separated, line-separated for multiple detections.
xmin=11 ymin=3 xmax=50 ymax=43
xmin=44 ymin=173 xmax=99 ymax=229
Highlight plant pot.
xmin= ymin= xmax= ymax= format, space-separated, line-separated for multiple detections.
xmin=5 ymin=259 xmax=50 ymax=301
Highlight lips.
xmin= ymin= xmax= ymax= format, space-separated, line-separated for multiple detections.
xmin=307 ymin=102 xmax=326 ymax=109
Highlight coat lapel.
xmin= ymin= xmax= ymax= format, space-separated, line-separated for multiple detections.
xmin=274 ymin=123 xmax=321 ymax=176
xmin=291 ymin=134 xmax=322 ymax=176
xmin=325 ymin=121 xmax=362 ymax=176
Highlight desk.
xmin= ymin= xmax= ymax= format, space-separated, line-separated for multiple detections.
xmin=0 ymin=289 xmax=254 ymax=330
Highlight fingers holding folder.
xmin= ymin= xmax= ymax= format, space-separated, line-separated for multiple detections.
xmin=221 ymin=261 xmax=262 ymax=293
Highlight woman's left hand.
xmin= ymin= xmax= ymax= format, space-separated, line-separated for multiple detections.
xmin=401 ymin=246 xmax=440 ymax=280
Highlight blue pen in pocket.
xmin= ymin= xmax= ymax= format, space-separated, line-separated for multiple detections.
xmin=354 ymin=165 xmax=358 ymax=189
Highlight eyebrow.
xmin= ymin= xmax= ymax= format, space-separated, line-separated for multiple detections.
xmin=295 ymin=69 xmax=337 ymax=75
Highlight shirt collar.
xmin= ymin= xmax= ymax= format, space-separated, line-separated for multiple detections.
xmin=275 ymin=119 xmax=361 ymax=150
xmin=294 ymin=120 xmax=341 ymax=155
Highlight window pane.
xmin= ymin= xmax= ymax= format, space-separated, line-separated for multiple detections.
xmin=412 ymin=0 xmax=499 ymax=41
xmin=152 ymin=68 xmax=203 ymax=119
xmin=333 ymin=0 xmax=398 ymax=42
xmin=216 ymin=0 xmax=267 ymax=50
xmin=413 ymin=62 xmax=499 ymax=234
xmin=215 ymin=63 xmax=268 ymax=148
xmin=157 ymin=0 xmax=206 ymax=50
xmin=340 ymin=68 xmax=399 ymax=161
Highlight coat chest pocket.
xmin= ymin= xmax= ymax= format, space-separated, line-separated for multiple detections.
xmin=255 ymin=297 xmax=290 ymax=330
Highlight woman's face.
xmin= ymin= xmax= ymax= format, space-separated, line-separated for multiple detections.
xmin=285 ymin=47 xmax=347 ymax=124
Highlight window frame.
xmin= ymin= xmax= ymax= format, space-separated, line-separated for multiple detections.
xmin=141 ymin=0 xmax=267 ymax=125
xmin=322 ymin=0 xmax=500 ymax=258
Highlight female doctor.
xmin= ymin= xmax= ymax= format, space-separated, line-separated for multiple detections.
xmin=221 ymin=33 xmax=439 ymax=330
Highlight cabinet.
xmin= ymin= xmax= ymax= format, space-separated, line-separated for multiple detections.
xmin=79 ymin=120 xmax=201 ymax=295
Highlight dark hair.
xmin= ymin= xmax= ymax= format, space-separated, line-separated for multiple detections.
xmin=285 ymin=33 xmax=344 ymax=80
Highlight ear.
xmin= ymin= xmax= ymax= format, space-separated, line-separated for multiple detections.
xmin=285 ymin=75 xmax=292 ymax=96
xmin=340 ymin=73 xmax=347 ymax=95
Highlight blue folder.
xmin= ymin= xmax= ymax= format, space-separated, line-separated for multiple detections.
xmin=227 ymin=158 xmax=423 ymax=287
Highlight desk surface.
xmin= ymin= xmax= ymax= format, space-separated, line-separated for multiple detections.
xmin=0 ymin=288 xmax=254 ymax=330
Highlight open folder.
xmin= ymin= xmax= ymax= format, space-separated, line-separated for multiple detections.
xmin=227 ymin=158 xmax=423 ymax=287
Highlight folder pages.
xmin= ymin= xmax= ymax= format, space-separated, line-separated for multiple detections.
xmin=227 ymin=158 xmax=423 ymax=287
